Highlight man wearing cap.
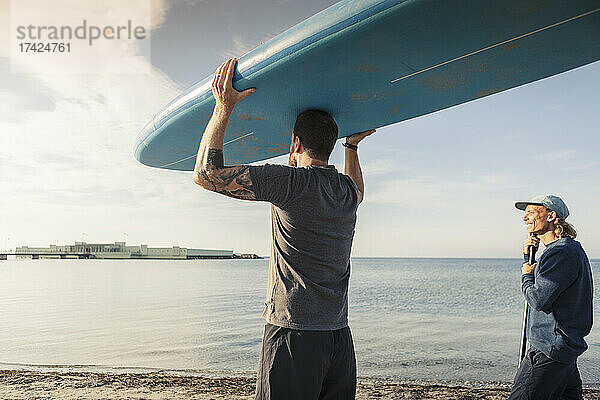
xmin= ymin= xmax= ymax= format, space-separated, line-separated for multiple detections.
xmin=510 ymin=195 xmax=593 ymax=400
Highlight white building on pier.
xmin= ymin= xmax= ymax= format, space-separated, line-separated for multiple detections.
xmin=14 ymin=242 xmax=234 ymax=259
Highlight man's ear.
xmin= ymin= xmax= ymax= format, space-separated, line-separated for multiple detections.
xmin=294 ymin=136 xmax=304 ymax=154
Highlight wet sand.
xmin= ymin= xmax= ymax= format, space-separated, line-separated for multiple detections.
xmin=2 ymin=370 xmax=600 ymax=399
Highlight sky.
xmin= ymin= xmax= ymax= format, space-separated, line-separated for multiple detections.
xmin=1 ymin=0 xmax=599 ymax=258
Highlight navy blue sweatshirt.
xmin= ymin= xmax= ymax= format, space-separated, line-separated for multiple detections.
xmin=522 ymin=237 xmax=593 ymax=363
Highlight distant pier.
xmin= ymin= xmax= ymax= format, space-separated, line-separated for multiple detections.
xmin=0 ymin=252 xmax=260 ymax=260
xmin=1 ymin=241 xmax=261 ymax=260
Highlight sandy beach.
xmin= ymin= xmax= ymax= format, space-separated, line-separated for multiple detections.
xmin=1 ymin=370 xmax=599 ymax=400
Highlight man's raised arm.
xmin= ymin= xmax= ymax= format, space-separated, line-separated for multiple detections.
xmin=192 ymin=58 xmax=256 ymax=200
xmin=344 ymin=130 xmax=375 ymax=204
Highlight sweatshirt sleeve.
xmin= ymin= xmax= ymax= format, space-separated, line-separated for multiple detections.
xmin=521 ymin=247 xmax=578 ymax=313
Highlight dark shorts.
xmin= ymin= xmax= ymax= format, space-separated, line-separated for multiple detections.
xmin=255 ymin=323 xmax=356 ymax=400
xmin=509 ymin=347 xmax=583 ymax=400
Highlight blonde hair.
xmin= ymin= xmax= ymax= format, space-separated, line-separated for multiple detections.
xmin=554 ymin=218 xmax=577 ymax=239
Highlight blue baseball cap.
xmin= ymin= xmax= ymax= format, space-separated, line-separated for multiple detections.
xmin=515 ymin=194 xmax=570 ymax=219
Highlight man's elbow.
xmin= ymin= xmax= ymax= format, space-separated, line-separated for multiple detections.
xmin=192 ymin=170 xmax=213 ymax=190
xmin=525 ymin=294 xmax=550 ymax=313
xmin=526 ymin=297 xmax=542 ymax=311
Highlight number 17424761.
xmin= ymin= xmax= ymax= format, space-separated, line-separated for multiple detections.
xmin=19 ymin=42 xmax=71 ymax=52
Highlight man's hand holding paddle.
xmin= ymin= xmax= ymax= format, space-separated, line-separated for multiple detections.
xmin=522 ymin=235 xmax=540 ymax=274
xmin=523 ymin=235 xmax=540 ymax=255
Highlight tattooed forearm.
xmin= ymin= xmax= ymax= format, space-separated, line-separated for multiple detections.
xmin=192 ymin=95 xmax=256 ymax=200
xmin=206 ymin=149 xmax=224 ymax=169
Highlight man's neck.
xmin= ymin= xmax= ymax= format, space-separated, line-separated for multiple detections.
xmin=539 ymin=230 xmax=559 ymax=246
xmin=297 ymin=154 xmax=328 ymax=167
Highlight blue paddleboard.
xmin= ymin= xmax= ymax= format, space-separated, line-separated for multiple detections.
xmin=135 ymin=0 xmax=600 ymax=171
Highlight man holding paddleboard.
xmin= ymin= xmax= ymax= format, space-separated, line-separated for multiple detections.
xmin=510 ymin=195 xmax=593 ymax=400
xmin=193 ymin=57 xmax=373 ymax=399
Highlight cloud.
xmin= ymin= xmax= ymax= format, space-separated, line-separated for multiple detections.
xmin=0 ymin=59 xmax=56 ymax=118
xmin=361 ymin=159 xmax=393 ymax=177
xmin=224 ymin=33 xmax=261 ymax=59
xmin=469 ymin=173 xmax=518 ymax=188
xmin=533 ymin=150 xmax=576 ymax=161
xmin=0 ymin=1 xmax=185 ymax=221
xmin=365 ymin=172 xmax=523 ymax=207
xmin=563 ymin=161 xmax=600 ymax=171
xmin=366 ymin=177 xmax=450 ymax=207
xmin=361 ymin=159 xmax=410 ymax=178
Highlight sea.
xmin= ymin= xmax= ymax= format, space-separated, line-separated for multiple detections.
xmin=1 ymin=258 xmax=598 ymax=386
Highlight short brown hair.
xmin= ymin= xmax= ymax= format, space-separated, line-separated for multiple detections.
xmin=293 ymin=110 xmax=338 ymax=161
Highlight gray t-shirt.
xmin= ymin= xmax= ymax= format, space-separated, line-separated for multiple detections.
xmin=249 ymin=164 xmax=359 ymax=330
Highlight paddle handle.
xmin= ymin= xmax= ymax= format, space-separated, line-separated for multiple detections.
xmin=528 ymin=243 xmax=537 ymax=265
xmin=519 ymin=234 xmax=538 ymax=366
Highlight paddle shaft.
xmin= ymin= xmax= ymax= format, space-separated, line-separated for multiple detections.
xmin=519 ymin=233 xmax=538 ymax=366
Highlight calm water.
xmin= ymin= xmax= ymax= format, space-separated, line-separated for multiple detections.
xmin=0 ymin=258 xmax=598 ymax=385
